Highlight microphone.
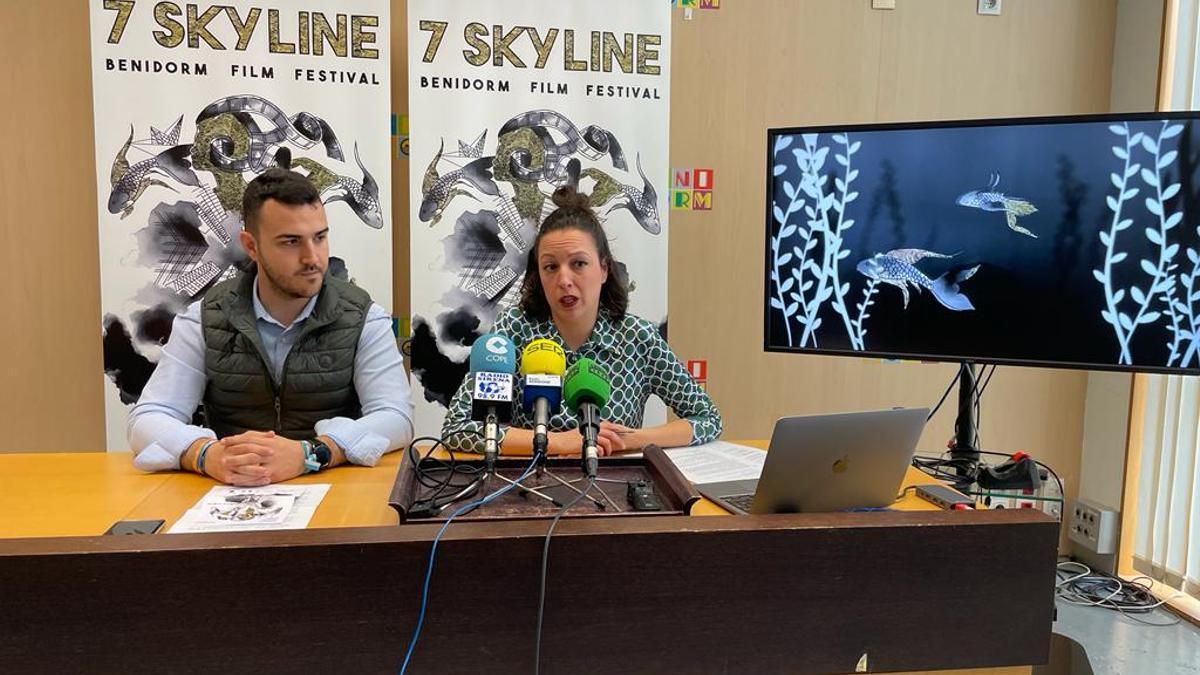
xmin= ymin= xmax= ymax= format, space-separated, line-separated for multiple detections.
xmin=563 ymin=358 xmax=610 ymax=478
xmin=520 ymin=339 xmax=566 ymax=458
xmin=469 ymin=333 xmax=516 ymax=473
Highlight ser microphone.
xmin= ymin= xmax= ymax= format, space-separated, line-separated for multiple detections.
xmin=469 ymin=333 xmax=516 ymax=473
xmin=520 ymin=339 xmax=566 ymax=458
xmin=563 ymin=358 xmax=611 ymax=478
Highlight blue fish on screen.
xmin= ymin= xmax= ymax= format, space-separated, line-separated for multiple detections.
xmin=855 ymin=249 xmax=979 ymax=311
xmin=955 ymin=173 xmax=1040 ymax=238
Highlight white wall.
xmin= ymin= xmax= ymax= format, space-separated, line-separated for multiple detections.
xmin=1110 ymin=0 xmax=1165 ymax=111
xmin=1168 ymin=0 xmax=1199 ymax=109
xmin=1078 ymin=372 xmax=1134 ymax=510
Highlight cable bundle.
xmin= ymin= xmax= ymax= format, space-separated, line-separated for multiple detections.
xmin=405 ymin=431 xmax=485 ymax=517
xmin=917 ymin=365 xmax=1065 ymax=514
xmin=1056 ymin=561 xmax=1182 ymax=626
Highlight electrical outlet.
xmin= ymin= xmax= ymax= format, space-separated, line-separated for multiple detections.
xmin=977 ymin=0 xmax=1002 ymax=15
xmin=1067 ymin=499 xmax=1118 ymax=555
xmin=872 ymin=0 xmax=896 ymax=9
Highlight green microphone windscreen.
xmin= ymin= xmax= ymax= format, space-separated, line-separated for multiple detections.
xmin=563 ymin=357 xmax=610 ymax=411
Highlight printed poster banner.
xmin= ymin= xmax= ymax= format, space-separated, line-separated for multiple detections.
xmin=90 ymin=1 xmax=392 ymax=450
xmin=407 ymin=0 xmax=671 ymax=435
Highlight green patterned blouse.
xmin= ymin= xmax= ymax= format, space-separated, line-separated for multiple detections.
xmin=442 ymin=307 xmax=722 ymax=452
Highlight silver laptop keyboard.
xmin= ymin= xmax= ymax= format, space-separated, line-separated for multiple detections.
xmin=722 ymin=494 xmax=756 ymax=513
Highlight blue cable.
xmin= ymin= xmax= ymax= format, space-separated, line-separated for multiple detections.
xmin=399 ymin=457 xmax=539 ymax=674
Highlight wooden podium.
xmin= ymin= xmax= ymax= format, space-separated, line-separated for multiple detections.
xmin=388 ymin=444 xmax=701 ymax=522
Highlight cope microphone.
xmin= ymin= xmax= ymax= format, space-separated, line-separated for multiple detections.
xmin=563 ymin=358 xmax=610 ymax=478
xmin=469 ymin=333 xmax=516 ymax=472
xmin=520 ymin=339 xmax=566 ymax=458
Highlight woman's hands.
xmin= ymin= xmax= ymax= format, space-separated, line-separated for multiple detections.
xmin=548 ymin=422 xmax=639 ymax=457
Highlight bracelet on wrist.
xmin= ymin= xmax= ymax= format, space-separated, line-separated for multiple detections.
xmin=301 ymin=440 xmax=321 ymax=474
xmin=195 ymin=439 xmax=217 ymax=476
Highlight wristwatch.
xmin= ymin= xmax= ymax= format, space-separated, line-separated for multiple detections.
xmin=303 ymin=438 xmax=333 ymax=473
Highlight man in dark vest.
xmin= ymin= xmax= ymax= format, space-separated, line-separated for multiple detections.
xmin=127 ymin=168 xmax=413 ymax=485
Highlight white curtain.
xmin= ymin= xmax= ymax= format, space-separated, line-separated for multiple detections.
xmin=1133 ymin=375 xmax=1200 ymax=599
xmin=1168 ymin=0 xmax=1200 ymax=110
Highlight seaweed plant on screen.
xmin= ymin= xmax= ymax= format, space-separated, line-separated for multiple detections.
xmin=1167 ymin=231 xmax=1200 ymax=366
xmin=769 ymin=132 xmax=866 ymax=349
xmin=1096 ymin=121 xmax=1187 ymax=366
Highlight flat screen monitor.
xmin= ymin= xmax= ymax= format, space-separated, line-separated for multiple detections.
xmin=764 ymin=113 xmax=1200 ymax=375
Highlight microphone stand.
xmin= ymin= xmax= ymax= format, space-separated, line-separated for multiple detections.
xmin=483 ymin=406 xmax=563 ymax=507
xmin=539 ymin=470 xmax=609 ymax=510
xmin=491 ymin=471 xmax=564 ymax=507
xmin=483 ymin=409 xmax=499 ymax=478
xmin=526 ymin=398 xmax=607 ymax=510
xmin=578 ymin=404 xmax=600 ymax=479
xmin=532 ymin=398 xmax=550 ymax=479
xmin=542 ymin=403 xmax=611 ymax=510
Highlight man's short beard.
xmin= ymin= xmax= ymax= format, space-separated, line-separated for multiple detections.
xmin=260 ymin=258 xmax=321 ymax=299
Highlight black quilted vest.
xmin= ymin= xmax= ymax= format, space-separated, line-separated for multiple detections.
xmin=201 ymin=272 xmax=370 ymax=439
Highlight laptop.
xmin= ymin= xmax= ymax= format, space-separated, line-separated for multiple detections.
xmin=697 ymin=408 xmax=929 ymax=514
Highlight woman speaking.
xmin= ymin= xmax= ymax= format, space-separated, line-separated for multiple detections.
xmin=442 ymin=184 xmax=722 ymax=455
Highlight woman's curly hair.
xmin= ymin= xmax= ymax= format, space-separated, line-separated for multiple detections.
xmin=519 ymin=185 xmax=628 ymax=322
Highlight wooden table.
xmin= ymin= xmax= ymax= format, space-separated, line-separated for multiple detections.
xmin=0 ymin=446 xmax=1052 ymax=674
xmin=2 ymin=442 xmax=957 ymax=538
xmin=0 ymin=450 xmax=404 ymax=537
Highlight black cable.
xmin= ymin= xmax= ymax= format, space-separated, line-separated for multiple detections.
xmin=976 ymin=364 xmax=997 ymax=397
xmin=533 ymin=476 xmax=597 ymax=675
xmin=910 ymin=455 xmax=977 ymax=490
xmin=950 ymin=363 xmax=989 ymax=442
xmin=1037 ymin=460 xmax=1064 ymax=510
xmin=407 ymin=479 xmax=485 ymax=518
xmin=405 ymin=429 xmax=486 ymax=515
xmin=921 ymin=364 xmax=998 ymax=490
xmin=926 ymin=368 xmax=959 ymax=422
xmin=407 ymin=438 xmax=462 ymax=491
xmin=410 ymin=428 xmax=484 ymax=475
xmin=973 ymin=365 xmax=996 ymax=449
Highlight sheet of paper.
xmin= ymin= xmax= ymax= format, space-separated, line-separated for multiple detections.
xmin=663 ymin=441 xmax=767 ymax=484
xmin=168 ymin=484 xmax=331 ymax=533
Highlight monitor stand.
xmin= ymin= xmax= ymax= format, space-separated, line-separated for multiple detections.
xmin=940 ymin=362 xmax=1049 ymax=496
xmin=947 ymin=361 xmax=980 ymax=483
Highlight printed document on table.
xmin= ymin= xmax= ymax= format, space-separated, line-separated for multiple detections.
xmin=663 ymin=441 xmax=766 ymax=484
xmin=169 ymin=484 xmax=331 ymax=533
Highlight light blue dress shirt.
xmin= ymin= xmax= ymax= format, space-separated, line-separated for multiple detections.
xmin=127 ymin=277 xmax=414 ymax=472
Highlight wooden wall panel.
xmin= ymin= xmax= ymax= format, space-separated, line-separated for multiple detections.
xmin=0 ymin=4 xmax=105 ymax=452
xmin=390 ymin=0 xmax=410 ymax=327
